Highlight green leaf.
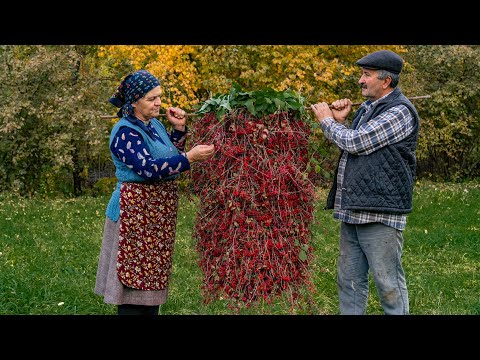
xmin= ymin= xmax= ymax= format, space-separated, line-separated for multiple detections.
xmin=273 ymin=98 xmax=285 ymax=109
xmin=245 ymin=98 xmax=256 ymax=115
xmin=196 ymin=84 xmax=308 ymax=119
xmin=299 ymin=250 xmax=307 ymax=262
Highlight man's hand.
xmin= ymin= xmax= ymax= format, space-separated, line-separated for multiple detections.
xmin=311 ymin=98 xmax=352 ymax=124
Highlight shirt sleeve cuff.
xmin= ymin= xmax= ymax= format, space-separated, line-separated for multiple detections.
xmin=171 ymin=126 xmax=188 ymax=137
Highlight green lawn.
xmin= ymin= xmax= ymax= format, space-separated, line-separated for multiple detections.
xmin=0 ymin=180 xmax=479 ymax=315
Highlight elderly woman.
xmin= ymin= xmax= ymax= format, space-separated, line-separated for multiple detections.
xmin=94 ymin=70 xmax=214 ymax=315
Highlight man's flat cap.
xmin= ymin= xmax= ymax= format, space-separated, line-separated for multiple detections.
xmin=356 ymin=50 xmax=404 ymax=74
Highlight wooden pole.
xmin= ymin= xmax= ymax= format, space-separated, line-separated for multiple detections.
xmin=338 ymin=94 xmax=431 ymax=109
xmin=99 ymin=95 xmax=431 ymax=119
xmin=307 ymin=95 xmax=432 ymax=110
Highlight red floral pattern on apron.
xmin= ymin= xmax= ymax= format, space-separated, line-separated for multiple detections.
xmin=117 ymin=180 xmax=179 ymax=290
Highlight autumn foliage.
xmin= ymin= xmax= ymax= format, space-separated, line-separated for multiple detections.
xmin=190 ymin=103 xmax=318 ymax=310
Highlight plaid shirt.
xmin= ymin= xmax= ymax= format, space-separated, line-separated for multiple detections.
xmin=320 ymin=92 xmax=416 ymax=230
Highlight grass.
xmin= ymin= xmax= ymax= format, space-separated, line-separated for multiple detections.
xmin=0 ymin=180 xmax=479 ymax=315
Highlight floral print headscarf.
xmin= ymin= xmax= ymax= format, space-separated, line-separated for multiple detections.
xmin=109 ymin=69 xmax=160 ymax=118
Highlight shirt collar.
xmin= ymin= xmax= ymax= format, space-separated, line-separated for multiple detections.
xmin=126 ymin=115 xmax=155 ymax=135
xmin=363 ymin=91 xmax=393 ymax=112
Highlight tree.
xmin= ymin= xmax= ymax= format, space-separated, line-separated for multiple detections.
xmin=0 ymin=45 xmax=114 ymax=196
xmin=403 ymin=45 xmax=480 ymax=181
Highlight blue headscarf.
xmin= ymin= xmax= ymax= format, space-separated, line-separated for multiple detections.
xmin=109 ymin=70 xmax=160 ymax=118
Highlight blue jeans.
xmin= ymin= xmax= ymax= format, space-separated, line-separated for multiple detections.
xmin=337 ymin=222 xmax=409 ymax=315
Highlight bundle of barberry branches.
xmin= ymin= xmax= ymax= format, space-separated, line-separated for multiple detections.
xmin=189 ymin=86 xmax=318 ymax=311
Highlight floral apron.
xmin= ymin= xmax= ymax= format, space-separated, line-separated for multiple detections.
xmin=117 ymin=180 xmax=179 ymax=290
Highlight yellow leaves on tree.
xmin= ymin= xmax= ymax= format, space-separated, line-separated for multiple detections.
xmin=99 ymin=45 xmax=407 ymax=112
xmin=98 ymin=45 xmax=200 ymax=110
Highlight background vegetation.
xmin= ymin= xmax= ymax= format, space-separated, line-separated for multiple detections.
xmin=1 ymin=45 xmax=479 ymax=197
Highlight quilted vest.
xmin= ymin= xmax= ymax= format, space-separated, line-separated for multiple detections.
xmin=105 ymin=117 xmax=180 ymax=221
xmin=326 ymin=88 xmax=420 ymax=214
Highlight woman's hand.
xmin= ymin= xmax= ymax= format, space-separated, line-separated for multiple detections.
xmin=186 ymin=144 xmax=215 ymax=164
xmin=166 ymin=107 xmax=187 ymax=131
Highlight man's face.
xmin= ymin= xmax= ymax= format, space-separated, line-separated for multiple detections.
xmin=358 ymin=68 xmax=388 ymax=101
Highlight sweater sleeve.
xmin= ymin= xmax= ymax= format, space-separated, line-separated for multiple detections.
xmin=110 ymin=126 xmax=191 ymax=180
xmin=320 ymin=105 xmax=415 ymax=156
xmin=170 ymin=126 xmax=188 ymax=152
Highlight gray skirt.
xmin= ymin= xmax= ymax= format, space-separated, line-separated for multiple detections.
xmin=94 ymin=216 xmax=168 ymax=306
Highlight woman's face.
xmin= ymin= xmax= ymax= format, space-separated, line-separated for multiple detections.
xmin=132 ymin=86 xmax=162 ymax=121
